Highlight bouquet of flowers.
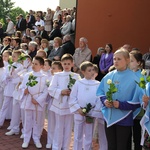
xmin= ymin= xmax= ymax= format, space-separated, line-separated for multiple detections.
xmin=106 ymin=79 xmax=118 ymax=120
xmin=26 ymin=72 xmax=38 ymax=123
xmin=106 ymin=79 xmax=118 ymax=102
xmin=82 ymin=103 xmax=95 ymax=123
xmin=67 ymin=74 xmax=76 ymax=90
xmin=46 ymin=79 xmax=50 ymax=87
xmin=135 ymin=69 xmax=150 ymax=93
xmin=136 ymin=70 xmax=150 ymax=147
xmin=8 ymin=56 xmax=17 ymax=71
xmin=17 ymin=53 xmax=26 ymax=63
xmin=26 ymin=73 xmax=38 ymax=87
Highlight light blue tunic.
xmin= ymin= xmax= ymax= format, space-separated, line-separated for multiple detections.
xmin=96 ymin=68 xmax=141 ymax=127
xmin=140 ymin=82 xmax=150 ymax=137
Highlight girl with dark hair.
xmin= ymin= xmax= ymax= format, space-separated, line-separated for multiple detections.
xmin=129 ymin=51 xmax=144 ymax=150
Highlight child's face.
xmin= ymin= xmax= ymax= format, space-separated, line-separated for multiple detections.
xmin=129 ymin=54 xmax=140 ymax=71
xmin=32 ymin=59 xmax=43 ymax=72
xmin=12 ymin=40 xmax=17 ymax=47
xmin=61 ymin=60 xmax=73 ymax=72
xmin=12 ymin=53 xmax=19 ymax=62
xmin=51 ymin=64 xmax=62 ymax=75
xmin=82 ymin=66 xmax=94 ymax=80
xmin=43 ymin=61 xmax=51 ymax=72
xmin=113 ymin=53 xmax=129 ymax=71
xmin=36 ymin=52 xmax=46 ymax=59
xmin=41 ymin=43 xmax=47 ymax=48
xmin=3 ymin=52 xmax=9 ymax=61
xmin=53 ymin=39 xmax=60 ymax=48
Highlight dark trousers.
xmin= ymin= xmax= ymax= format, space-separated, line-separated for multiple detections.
xmin=127 ymin=119 xmax=142 ymax=150
xmin=105 ymin=123 xmax=131 ymax=150
xmin=133 ymin=119 xmax=142 ymax=150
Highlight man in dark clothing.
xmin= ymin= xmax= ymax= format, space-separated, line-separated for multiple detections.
xmin=49 ymin=21 xmax=62 ymax=40
xmin=0 ymin=36 xmax=11 ymax=54
xmin=61 ymin=34 xmax=75 ymax=56
xmin=16 ymin=14 xmax=26 ymax=34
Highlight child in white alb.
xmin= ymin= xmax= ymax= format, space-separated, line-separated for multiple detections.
xmin=0 ymin=55 xmax=5 ymax=109
xmin=5 ymin=55 xmax=32 ymax=136
xmin=69 ymin=61 xmax=102 ymax=150
xmin=40 ymin=59 xmax=52 ymax=134
xmin=46 ymin=61 xmax=63 ymax=149
xmin=20 ymin=56 xmax=48 ymax=149
xmin=49 ymin=54 xmax=80 ymax=150
xmin=0 ymin=50 xmax=23 ymax=128
xmin=92 ymin=64 xmax=108 ymax=150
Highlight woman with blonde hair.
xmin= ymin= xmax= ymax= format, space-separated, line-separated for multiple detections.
xmin=48 ymin=37 xmax=64 ymax=61
xmin=40 ymin=39 xmax=50 ymax=56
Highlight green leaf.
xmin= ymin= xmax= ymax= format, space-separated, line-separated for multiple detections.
xmin=106 ymin=81 xmax=117 ymax=101
xmin=26 ymin=74 xmax=38 ymax=87
xmin=140 ymin=77 xmax=145 ymax=82
xmin=146 ymin=76 xmax=150 ymax=82
xmin=139 ymin=82 xmax=146 ymax=89
xmin=68 ymin=74 xmax=76 ymax=90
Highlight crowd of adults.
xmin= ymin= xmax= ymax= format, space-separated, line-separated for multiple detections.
xmin=0 ymin=6 xmax=76 ymax=60
xmin=1 ymin=5 xmax=150 ymax=80
xmin=0 ymin=5 xmax=150 ymax=150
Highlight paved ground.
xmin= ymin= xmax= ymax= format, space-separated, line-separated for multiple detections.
xmin=0 ymin=120 xmax=99 ymax=150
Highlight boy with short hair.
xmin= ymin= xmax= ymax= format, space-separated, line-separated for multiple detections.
xmin=5 ymin=55 xmax=32 ymax=136
xmin=20 ymin=56 xmax=48 ymax=149
xmin=48 ymin=54 xmax=80 ymax=150
xmin=69 ymin=61 xmax=102 ymax=150
xmin=46 ymin=61 xmax=63 ymax=149
xmin=51 ymin=61 xmax=63 ymax=74
xmin=0 ymin=50 xmax=23 ymax=127
xmin=92 ymin=64 xmax=108 ymax=150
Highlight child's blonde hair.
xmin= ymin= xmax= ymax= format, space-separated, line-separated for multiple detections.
xmin=12 ymin=50 xmax=21 ymax=56
xmin=114 ymin=48 xmax=129 ymax=59
xmin=37 ymin=50 xmax=47 ymax=58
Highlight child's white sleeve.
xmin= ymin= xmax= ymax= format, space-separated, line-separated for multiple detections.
xmin=69 ymin=81 xmax=80 ymax=113
xmin=35 ymin=84 xmax=48 ymax=108
xmin=48 ymin=74 xmax=62 ymax=100
xmin=91 ymin=97 xmax=103 ymax=119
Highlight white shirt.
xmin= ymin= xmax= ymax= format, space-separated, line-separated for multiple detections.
xmin=20 ymin=71 xmax=48 ymax=111
xmin=35 ymin=19 xmax=45 ymax=32
xmin=49 ymin=71 xmax=80 ymax=115
xmin=53 ymin=10 xmax=62 ymax=20
xmin=6 ymin=20 xmax=14 ymax=34
xmin=69 ymin=78 xmax=103 ymax=118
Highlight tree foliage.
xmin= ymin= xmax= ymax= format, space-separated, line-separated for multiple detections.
xmin=0 ymin=0 xmax=26 ymax=30
xmin=9 ymin=7 xmax=27 ymax=26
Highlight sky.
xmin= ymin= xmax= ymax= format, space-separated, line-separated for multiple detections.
xmin=11 ymin=0 xmax=59 ymax=12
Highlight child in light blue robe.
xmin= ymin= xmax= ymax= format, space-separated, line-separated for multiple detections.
xmin=140 ymin=82 xmax=150 ymax=149
xmin=96 ymin=49 xmax=141 ymax=150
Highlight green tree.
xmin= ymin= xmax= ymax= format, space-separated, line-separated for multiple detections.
xmin=0 ymin=0 xmax=14 ymax=29
xmin=9 ymin=7 xmax=27 ymax=26
xmin=0 ymin=0 xmax=26 ymax=30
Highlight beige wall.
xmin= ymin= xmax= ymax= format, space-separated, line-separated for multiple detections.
xmin=59 ymin=0 xmax=76 ymax=9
